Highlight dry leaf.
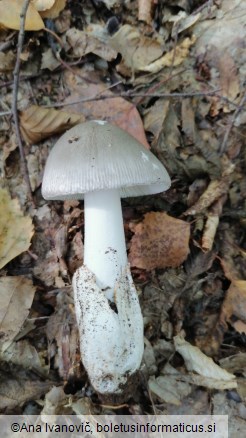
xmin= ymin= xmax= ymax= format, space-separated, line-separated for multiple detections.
xmin=201 ymin=195 xmax=227 ymax=251
xmin=109 ymin=24 xmax=163 ymax=72
xmin=181 ymin=99 xmax=196 ymax=145
xmin=194 ymin=0 xmax=246 ymax=66
xmin=188 ymin=373 xmax=237 ymax=391
xmin=0 ymin=370 xmax=51 ymax=411
xmin=184 ymin=179 xmax=229 ymax=216
xmin=41 ymin=386 xmax=68 ymax=416
xmin=175 ymin=12 xmax=201 ymax=34
xmin=20 ymin=105 xmax=85 ymax=144
xmin=129 ymin=212 xmax=190 ymax=270
xmin=32 ymin=0 xmax=56 ymax=11
xmin=193 ymin=0 xmax=244 ymax=115
xmin=0 ymin=51 xmax=15 ymax=72
xmin=0 ymin=276 xmax=36 ymax=352
xmin=46 ymin=289 xmax=78 ymax=380
xmin=63 ymin=69 xmax=150 ymax=149
xmin=144 ymin=100 xmax=170 ymax=144
xmin=220 ymin=353 xmax=246 ymax=376
xmin=142 ymin=36 xmax=196 ymax=73
xmin=71 ymin=398 xmax=96 ymax=416
xmin=0 ymin=340 xmax=46 ymax=374
xmin=233 ymin=320 xmax=246 ymax=334
xmin=41 ymin=48 xmax=61 ymax=71
xmin=149 ymin=375 xmax=192 ymax=405
xmin=66 ymin=27 xmax=117 ymax=62
xmin=218 ymin=53 xmax=240 ymax=112
xmin=33 ymin=249 xmax=60 ymax=287
xmin=0 ymin=188 xmax=33 ymax=269
xmin=0 ymin=0 xmax=44 ymax=30
xmin=39 ymin=0 xmax=66 ymax=18
xmin=220 ymin=280 xmax=246 ymax=333
xmin=174 ymin=335 xmax=237 ymax=387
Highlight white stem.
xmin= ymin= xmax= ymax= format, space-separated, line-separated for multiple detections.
xmin=84 ymin=189 xmax=127 ymax=301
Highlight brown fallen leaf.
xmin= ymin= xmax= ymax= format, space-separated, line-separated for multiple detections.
xmin=20 ymin=105 xmax=85 ymax=144
xmin=0 ymin=340 xmax=47 ymax=375
xmin=181 ymin=99 xmax=196 ymax=145
xmin=109 ymin=24 xmax=163 ymax=73
xmin=149 ymin=375 xmax=192 ymax=405
xmin=219 ymin=229 xmax=245 ymax=281
xmin=218 ymin=53 xmax=240 ymax=113
xmin=0 ymin=188 xmax=33 ymax=269
xmin=184 ymin=178 xmax=229 ymax=216
xmin=63 ymin=69 xmax=150 ymax=149
xmin=220 ymin=352 xmax=246 ymax=376
xmin=46 ymin=289 xmax=79 ymax=381
xmin=66 ymin=27 xmax=117 ymax=62
xmin=0 ymin=0 xmax=44 ymax=31
xmin=129 ymin=212 xmax=190 ymax=270
xmin=33 ymin=249 xmax=60 ymax=287
xmin=41 ymin=48 xmax=61 ymax=71
xmin=142 ymin=36 xmax=196 ymax=73
xmin=187 ymin=179 xmax=208 ymax=208
xmin=41 ymin=386 xmax=68 ymax=415
xmin=174 ymin=335 xmax=237 ymax=389
xmin=0 ymin=51 xmax=15 ymax=72
xmin=0 ymin=365 xmax=52 ymax=411
xmin=201 ymin=194 xmax=227 ymax=252
xmin=0 ymin=276 xmax=36 ymax=352
xmin=144 ymin=100 xmax=170 ymax=145
xmin=220 ymin=280 xmax=246 ymax=334
xmin=173 ymin=12 xmax=201 ymax=35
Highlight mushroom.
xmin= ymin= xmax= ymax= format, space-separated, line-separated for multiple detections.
xmin=42 ymin=120 xmax=171 ymax=394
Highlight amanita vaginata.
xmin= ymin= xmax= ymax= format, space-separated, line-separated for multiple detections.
xmin=42 ymin=120 xmax=171 ymax=394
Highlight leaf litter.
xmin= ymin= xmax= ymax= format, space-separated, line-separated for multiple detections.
xmin=0 ymin=0 xmax=245 ymax=430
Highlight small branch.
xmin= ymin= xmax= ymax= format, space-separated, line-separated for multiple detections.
xmin=219 ymin=93 xmax=246 ymax=155
xmin=192 ymin=0 xmax=214 ymax=16
xmin=11 ymin=0 xmax=34 ymax=205
xmin=44 ymin=89 xmax=220 ymax=109
xmin=2 ymin=88 xmax=239 ymax=118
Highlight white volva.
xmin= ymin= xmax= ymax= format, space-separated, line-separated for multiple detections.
xmin=73 ymin=264 xmax=144 ymax=394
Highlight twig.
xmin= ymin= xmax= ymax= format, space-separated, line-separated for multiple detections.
xmin=11 ymin=0 xmax=34 ymax=205
xmin=44 ymin=89 xmax=220 ymax=109
xmin=1 ymin=89 xmax=233 ymax=117
xmin=1 ymin=89 xmax=221 ymax=115
xmin=219 ymin=93 xmax=246 ymax=155
xmin=192 ymin=0 xmax=214 ymax=16
xmin=56 ymin=52 xmax=98 ymax=85
xmin=44 ymin=26 xmax=64 ymax=49
xmin=134 ymin=69 xmax=187 ymax=106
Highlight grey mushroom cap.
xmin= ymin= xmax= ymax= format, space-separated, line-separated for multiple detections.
xmin=42 ymin=120 xmax=171 ymax=200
